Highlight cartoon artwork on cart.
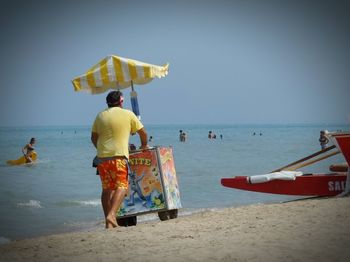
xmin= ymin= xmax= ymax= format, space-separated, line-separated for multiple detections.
xmin=118 ymin=149 xmax=165 ymax=216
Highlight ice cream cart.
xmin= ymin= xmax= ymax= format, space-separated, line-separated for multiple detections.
xmin=116 ymin=146 xmax=182 ymax=226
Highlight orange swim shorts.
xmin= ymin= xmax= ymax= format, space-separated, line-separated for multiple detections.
xmin=97 ymin=159 xmax=128 ymax=190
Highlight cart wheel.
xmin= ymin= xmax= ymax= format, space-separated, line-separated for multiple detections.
xmin=127 ymin=216 xmax=137 ymax=226
xmin=117 ymin=217 xmax=127 ymax=227
xmin=158 ymin=211 xmax=170 ymax=221
xmin=169 ymin=209 xmax=178 ymax=219
xmin=117 ymin=216 xmax=137 ymax=227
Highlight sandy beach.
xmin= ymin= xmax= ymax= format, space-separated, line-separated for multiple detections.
xmin=1 ymin=197 xmax=349 ymax=262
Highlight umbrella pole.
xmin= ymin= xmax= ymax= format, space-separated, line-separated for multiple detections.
xmin=130 ymin=81 xmax=141 ymax=119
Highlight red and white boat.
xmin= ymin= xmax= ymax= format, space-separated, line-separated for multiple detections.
xmin=221 ymin=131 xmax=350 ymax=196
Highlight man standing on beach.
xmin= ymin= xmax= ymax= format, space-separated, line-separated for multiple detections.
xmin=91 ymin=90 xmax=148 ymax=229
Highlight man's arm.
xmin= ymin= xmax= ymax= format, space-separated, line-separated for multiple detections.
xmin=137 ymin=128 xmax=148 ymax=149
xmin=91 ymin=132 xmax=99 ymax=149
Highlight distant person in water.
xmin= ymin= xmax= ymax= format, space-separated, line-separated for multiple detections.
xmin=319 ymin=130 xmax=329 ymax=150
xmin=208 ymin=131 xmax=217 ymax=139
xmin=179 ymin=130 xmax=186 ymax=142
xmin=182 ymin=132 xmax=187 ymax=142
xmin=149 ymin=136 xmax=153 ymax=142
xmin=129 ymin=144 xmax=137 ymax=152
xmin=179 ymin=130 xmax=183 ymax=142
xmin=22 ymin=138 xmax=36 ymax=163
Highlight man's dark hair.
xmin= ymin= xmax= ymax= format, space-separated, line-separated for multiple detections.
xmin=106 ymin=90 xmax=123 ymax=107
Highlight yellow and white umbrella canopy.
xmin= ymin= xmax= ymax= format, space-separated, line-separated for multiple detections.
xmin=72 ymin=55 xmax=169 ymax=94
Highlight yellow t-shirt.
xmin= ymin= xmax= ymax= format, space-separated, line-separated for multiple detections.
xmin=92 ymin=107 xmax=143 ymax=159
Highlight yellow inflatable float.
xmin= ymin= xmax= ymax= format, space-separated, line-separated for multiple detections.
xmin=6 ymin=152 xmax=38 ymax=165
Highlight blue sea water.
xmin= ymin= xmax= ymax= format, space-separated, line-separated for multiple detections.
xmin=0 ymin=124 xmax=348 ymax=242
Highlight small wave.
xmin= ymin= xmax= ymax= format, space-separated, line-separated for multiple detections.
xmin=0 ymin=237 xmax=11 ymax=245
xmin=34 ymin=158 xmax=52 ymax=164
xmin=17 ymin=200 xmax=42 ymax=208
xmin=137 ymin=213 xmax=159 ymax=223
xmin=57 ymin=199 xmax=101 ymax=207
xmin=75 ymin=200 xmax=101 ymax=206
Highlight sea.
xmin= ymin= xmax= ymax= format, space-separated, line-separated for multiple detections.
xmin=0 ymin=124 xmax=348 ymax=243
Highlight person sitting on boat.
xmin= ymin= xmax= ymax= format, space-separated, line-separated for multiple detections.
xmin=319 ymin=130 xmax=329 ymax=150
xmin=22 ymin=138 xmax=36 ymax=163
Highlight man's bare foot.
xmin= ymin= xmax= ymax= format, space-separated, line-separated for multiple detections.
xmin=105 ymin=216 xmax=118 ymax=229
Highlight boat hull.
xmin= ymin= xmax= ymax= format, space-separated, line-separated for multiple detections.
xmin=221 ymin=173 xmax=347 ymax=196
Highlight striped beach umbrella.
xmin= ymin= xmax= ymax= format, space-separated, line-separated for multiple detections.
xmin=72 ymin=55 xmax=169 ymax=118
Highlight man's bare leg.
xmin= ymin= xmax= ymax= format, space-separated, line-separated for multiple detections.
xmin=106 ymin=188 xmax=127 ymax=229
xmin=101 ymin=190 xmax=112 ymax=217
xmin=101 ymin=190 xmax=118 ymax=228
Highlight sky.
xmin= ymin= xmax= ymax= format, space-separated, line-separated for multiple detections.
xmin=0 ymin=0 xmax=349 ymax=126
